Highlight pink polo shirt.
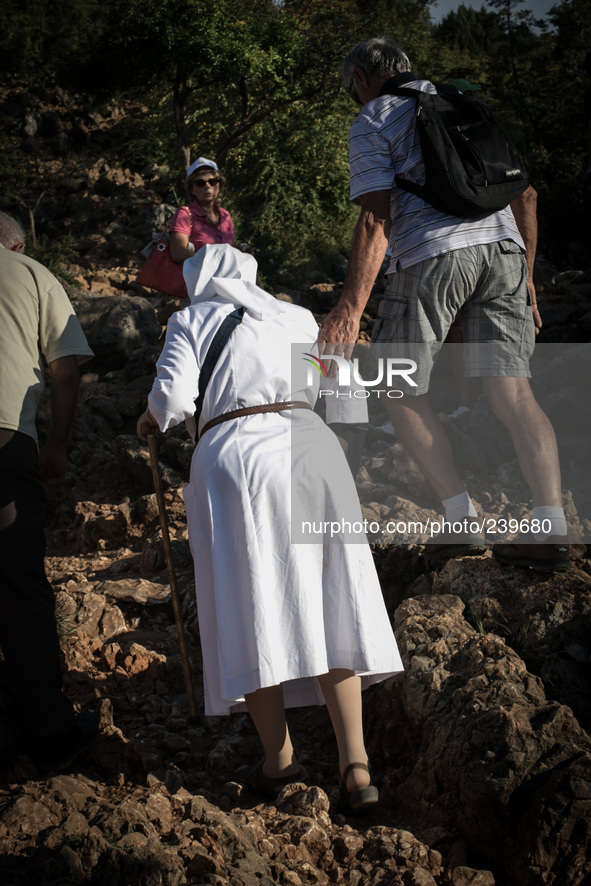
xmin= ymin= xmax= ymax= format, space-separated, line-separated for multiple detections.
xmin=169 ymin=200 xmax=236 ymax=251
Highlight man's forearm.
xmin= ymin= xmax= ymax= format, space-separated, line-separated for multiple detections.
xmin=319 ymin=190 xmax=391 ymax=346
xmin=340 ymin=208 xmax=391 ymax=316
xmin=510 ymin=185 xmax=538 ymax=280
xmin=46 ymin=356 xmax=80 ymax=449
xmin=510 ymin=184 xmax=541 ymax=330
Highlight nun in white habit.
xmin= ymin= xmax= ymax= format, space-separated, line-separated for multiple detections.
xmin=137 ymin=244 xmax=402 ymax=810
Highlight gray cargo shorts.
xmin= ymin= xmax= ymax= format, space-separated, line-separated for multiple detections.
xmin=371 ymin=241 xmax=536 ymax=395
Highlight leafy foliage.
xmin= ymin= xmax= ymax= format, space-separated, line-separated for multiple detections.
xmin=0 ymin=134 xmax=28 ymax=206
xmin=433 ymin=3 xmax=505 ymax=57
xmin=105 ymin=0 xmax=435 ymax=277
xmin=28 ymin=237 xmax=82 ymax=287
xmin=0 ymin=0 xmax=110 ymax=81
xmin=2 ymin=0 xmax=590 ymax=272
xmin=432 ymin=0 xmax=591 ymax=264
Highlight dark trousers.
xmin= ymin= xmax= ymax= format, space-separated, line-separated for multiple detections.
xmin=0 ymin=429 xmax=75 ymax=738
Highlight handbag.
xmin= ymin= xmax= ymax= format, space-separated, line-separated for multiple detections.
xmin=136 ymin=233 xmax=188 ymax=299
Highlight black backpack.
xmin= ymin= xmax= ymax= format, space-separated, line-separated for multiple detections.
xmin=382 ymin=83 xmax=529 ymax=218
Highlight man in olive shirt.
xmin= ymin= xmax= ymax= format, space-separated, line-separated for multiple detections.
xmin=0 ymin=211 xmax=96 ymax=769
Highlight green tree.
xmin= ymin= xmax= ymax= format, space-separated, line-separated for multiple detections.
xmin=433 ymin=3 xmax=504 ymax=57
xmin=104 ymin=0 xmax=436 ymax=275
xmin=106 ymin=0 xmax=305 ymax=171
xmin=429 ymin=4 xmax=503 ymax=91
xmin=525 ymin=0 xmax=591 ymax=261
xmin=104 ymin=0 xmax=435 ymax=174
xmin=1 ymin=0 xmax=439 ymax=278
xmin=0 ymin=0 xmax=110 ymax=80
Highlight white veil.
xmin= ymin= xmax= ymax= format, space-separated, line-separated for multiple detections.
xmin=182 ymin=244 xmax=282 ymax=320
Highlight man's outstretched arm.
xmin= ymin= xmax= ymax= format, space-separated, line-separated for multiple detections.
xmin=318 ymin=189 xmax=391 ymax=357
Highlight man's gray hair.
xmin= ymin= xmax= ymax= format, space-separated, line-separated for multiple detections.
xmin=342 ymin=36 xmax=411 ymax=87
xmin=0 ymin=211 xmax=26 ymax=250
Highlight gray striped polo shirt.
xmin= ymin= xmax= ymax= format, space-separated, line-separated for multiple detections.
xmin=349 ymin=79 xmax=525 ymax=273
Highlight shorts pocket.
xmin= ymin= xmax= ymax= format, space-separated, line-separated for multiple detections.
xmin=497 ymin=240 xmax=525 ymax=256
xmin=378 ymin=298 xmax=408 ymax=322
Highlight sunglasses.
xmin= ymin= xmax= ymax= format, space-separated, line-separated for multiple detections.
xmin=193 ymin=177 xmax=220 ymax=188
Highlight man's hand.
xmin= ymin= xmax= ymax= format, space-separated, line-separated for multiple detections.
xmin=39 ymin=442 xmax=69 ymax=485
xmin=317 ymin=304 xmax=361 ymax=368
xmin=528 ymin=280 xmax=542 ymax=334
xmin=137 ymin=409 xmax=159 ymax=442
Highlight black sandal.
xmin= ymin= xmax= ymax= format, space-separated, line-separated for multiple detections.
xmin=234 ymin=759 xmax=303 ymax=799
xmin=339 ymin=762 xmax=379 ymax=812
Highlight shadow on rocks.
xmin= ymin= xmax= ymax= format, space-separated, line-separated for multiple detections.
xmin=366 ymin=591 xmax=591 ymax=886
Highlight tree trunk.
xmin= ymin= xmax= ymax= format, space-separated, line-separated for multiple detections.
xmin=173 ymin=63 xmax=191 ymax=174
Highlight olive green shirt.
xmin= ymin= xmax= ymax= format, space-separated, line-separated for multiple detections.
xmin=0 ymin=244 xmax=94 ymax=445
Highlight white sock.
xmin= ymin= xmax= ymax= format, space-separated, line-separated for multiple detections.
xmin=442 ymin=491 xmax=478 ymax=523
xmin=532 ymin=506 xmax=567 ymax=541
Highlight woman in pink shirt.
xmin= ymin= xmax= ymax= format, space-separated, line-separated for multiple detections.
xmin=169 ymin=157 xmax=237 ymax=263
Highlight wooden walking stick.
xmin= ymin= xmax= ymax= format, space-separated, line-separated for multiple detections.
xmin=147 ymin=433 xmax=199 ymax=719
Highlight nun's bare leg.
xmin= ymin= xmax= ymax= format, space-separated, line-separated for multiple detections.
xmin=317 ymin=669 xmax=371 ymax=792
xmin=244 ymin=684 xmax=300 ymax=778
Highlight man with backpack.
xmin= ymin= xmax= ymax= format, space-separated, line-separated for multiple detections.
xmin=318 ymin=36 xmax=569 ymax=572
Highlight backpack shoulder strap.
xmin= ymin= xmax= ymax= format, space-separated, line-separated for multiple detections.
xmin=193 ymin=306 xmax=245 ymax=430
xmin=379 ymin=84 xmax=422 ymax=99
xmin=380 ymin=83 xmax=459 ymax=100
xmin=379 ymin=85 xmax=436 ymax=204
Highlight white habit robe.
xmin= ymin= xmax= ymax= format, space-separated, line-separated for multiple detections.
xmin=148 ymin=245 xmax=403 ymax=715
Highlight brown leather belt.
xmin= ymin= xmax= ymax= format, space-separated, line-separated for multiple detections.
xmin=199 ymin=401 xmax=313 ymax=439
